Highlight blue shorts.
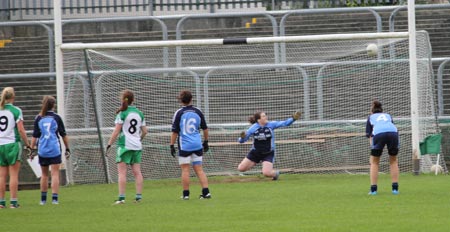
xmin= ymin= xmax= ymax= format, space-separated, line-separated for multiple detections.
xmin=247 ymin=150 xmax=275 ymax=163
xmin=39 ymin=155 xmax=62 ymax=166
xmin=179 ymin=148 xmax=203 ymax=158
xmin=371 ymin=132 xmax=399 ymax=157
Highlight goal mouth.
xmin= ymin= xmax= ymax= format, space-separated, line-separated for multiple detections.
xmin=61 ymin=31 xmax=438 ymax=184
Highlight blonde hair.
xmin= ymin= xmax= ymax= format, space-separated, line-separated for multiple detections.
xmin=40 ymin=95 xmax=56 ymax=117
xmin=0 ymin=87 xmax=15 ymax=110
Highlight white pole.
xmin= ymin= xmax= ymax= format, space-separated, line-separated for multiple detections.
xmin=54 ymin=0 xmax=70 ymax=182
xmin=61 ymin=32 xmax=409 ymax=50
xmin=55 ymin=0 xmax=64 ymax=121
xmin=408 ymin=0 xmax=421 ymax=174
xmin=435 ymin=154 xmax=440 ymax=175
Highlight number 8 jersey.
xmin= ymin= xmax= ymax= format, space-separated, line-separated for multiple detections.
xmin=115 ymin=106 xmax=146 ymax=151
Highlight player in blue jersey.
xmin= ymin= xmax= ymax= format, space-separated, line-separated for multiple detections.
xmin=30 ymin=96 xmax=71 ymax=205
xmin=365 ymin=100 xmax=399 ymax=195
xmin=0 ymin=87 xmax=31 ymax=208
xmin=238 ymin=110 xmax=301 ymax=180
xmin=107 ymin=90 xmax=147 ymax=204
xmin=170 ymin=90 xmax=211 ymax=200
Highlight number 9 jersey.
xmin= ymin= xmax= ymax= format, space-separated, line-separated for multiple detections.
xmin=0 ymin=104 xmax=23 ymax=145
xmin=171 ymin=105 xmax=207 ymax=152
xmin=115 ymin=106 xmax=146 ymax=151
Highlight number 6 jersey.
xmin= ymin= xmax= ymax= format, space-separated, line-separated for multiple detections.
xmin=115 ymin=106 xmax=146 ymax=151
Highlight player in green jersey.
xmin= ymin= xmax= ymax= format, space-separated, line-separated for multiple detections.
xmin=107 ymin=90 xmax=147 ymax=204
xmin=0 ymin=87 xmax=31 ymax=208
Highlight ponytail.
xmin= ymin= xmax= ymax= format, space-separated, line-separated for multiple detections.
xmin=0 ymin=87 xmax=15 ymax=110
xmin=248 ymin=111 xmax=263 ymax=124
xmin=116 ymin=89 xmax=134 ymax=114
xmin=40 ymin=96 xmax=56 ymax=117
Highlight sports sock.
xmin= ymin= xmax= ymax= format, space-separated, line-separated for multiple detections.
xmin=0 ymin=198 xmax=5 ymax=207
xmin=52 ymin=193 xmax=58 ymax=202
xmin=10 ymin=198 xmax=18 ymax=207
xmin=135 ymin=193 xmax=142 ymax=200
xmin=392 ymin=182 xmax=399 ymax=191
xmin=183 ymin=190 xmax=190 ymax=197
xmin=118 ymin=194 xmax=125 ymax=201
xmin=41 ymin=192 xmax=47 ymax=202
xmin=202 ymin=188 xmax=210 ymax=196
xmin=370 ymin=185 xmax=377 ymax=192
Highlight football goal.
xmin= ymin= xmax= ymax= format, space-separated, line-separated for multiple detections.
xmin=57 ymin=31 xmax=443 ymax=184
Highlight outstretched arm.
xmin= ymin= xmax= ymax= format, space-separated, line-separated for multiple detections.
xmin=238 ymin=130 xmax=249 ymax=143
xmin=238 ymin=126 xmax=256 ymax=143
xmin=269 ymin=111 xmax=301 ymax=129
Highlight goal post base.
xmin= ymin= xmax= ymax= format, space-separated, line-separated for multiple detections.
xmin=413 ymin=158 xmax=421 ymax=176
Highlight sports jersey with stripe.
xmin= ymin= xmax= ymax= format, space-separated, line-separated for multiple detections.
xmin=239 ymin=118 xmax=294 ymax=153
xmin=32 ymin=111 xmax=67 ymax=158
xmin=0 ymin=103 xmax=24 ymax=145
xmin=172 ymin=105 xmax=207 ymax=152
xmin=365 ymin=113 xmax=397 ymax=137
xmin=115 ymin=106 xmax=146 ymax=151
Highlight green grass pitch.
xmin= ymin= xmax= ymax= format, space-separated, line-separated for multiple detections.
xmin=1 ymin=173 xmax=449 ymax=232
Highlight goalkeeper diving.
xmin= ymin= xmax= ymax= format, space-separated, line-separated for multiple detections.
xmin=237 ymin=110 xmax=301 ymax=180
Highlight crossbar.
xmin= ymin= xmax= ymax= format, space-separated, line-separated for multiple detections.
xmin=61 ymin=32 xmax=409 ymax=50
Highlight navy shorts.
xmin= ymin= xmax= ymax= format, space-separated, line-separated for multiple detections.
xmin=247 ymin=150 xmax=275 ymax=163
xmin=371 ymin=132 xmax=399 ymax=157
xmin=179 ymin=149 xmax=203 ymax=158
xmin=39 ymin=155 xmax=62 ymax=166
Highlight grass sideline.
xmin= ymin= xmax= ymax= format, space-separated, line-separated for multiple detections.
xmin=1 ymin=173 xmax=449 ymax=232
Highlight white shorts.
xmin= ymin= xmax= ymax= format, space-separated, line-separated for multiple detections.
xmin=178 ymin=154 xmax=203 ymax=166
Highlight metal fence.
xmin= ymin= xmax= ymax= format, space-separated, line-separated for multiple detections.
xmin=0 ymin=0 xmax=397 ymax=20
xmin=1 ymin=4 xmax=450 ymax=185
xmin=1 ymin=5 xmax=450 ymax=115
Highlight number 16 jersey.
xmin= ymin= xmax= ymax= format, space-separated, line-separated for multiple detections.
xmin=115 ymin=106 xmax=146 ymax=151
xmin=172 ymin=105 xmax=207 ymax=152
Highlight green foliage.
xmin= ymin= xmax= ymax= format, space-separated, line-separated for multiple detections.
xmin=1 ymin=174 xmax=449 ymax=232
xmin=346 ymin=0 xmax=393 ymax=7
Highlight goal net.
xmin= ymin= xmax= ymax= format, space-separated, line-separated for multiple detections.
xmin=61 ymin=31 xmax=443 ymax=184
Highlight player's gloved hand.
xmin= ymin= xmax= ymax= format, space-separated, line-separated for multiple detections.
xmin=240 ymin=131 xmax=246 ymax=139
xmin=24 ymin=145 xmax=31 ymax=155
xmin=105 ymin=145 xmax=111 ymax=156
xmin=170 ymin=145 xmax=176 ymax=158
xmin=203 ymin=140 xmax=209 ymax=153
xmin=292 ymin=111 xmax=301 ymax=121
xmin=29 ymin=147 xmax=37 ymax=161
xmin=24 ymin=145 xmax=33 ymax=160
xmin=65 ymin=148 xmax=71 ymax=159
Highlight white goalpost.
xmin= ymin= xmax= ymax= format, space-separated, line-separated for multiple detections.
xmin=54 ymin=0 xmax=72 ymax=184
xmin=407 ymin=0 xmax=421 ymax=174
xmin=54 ymin=2 xmax=443 ymax=184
